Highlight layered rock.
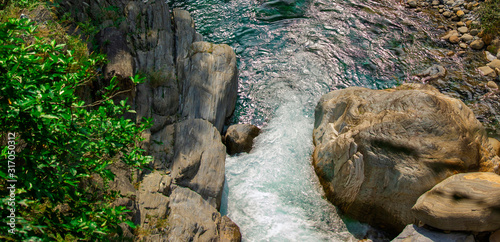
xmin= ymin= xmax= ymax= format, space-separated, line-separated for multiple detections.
xmin=312 ymin=84 xmax=499 ymax=234
xmin=224 ymin=124 xmax=261 ymax=155
xmin=412 ymin=172 xmax=500 ymax=232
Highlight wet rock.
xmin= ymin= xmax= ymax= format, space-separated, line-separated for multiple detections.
xmin=470 ymin=39 xmax=485 ymax=50
xmin=412 ymin=172 xmax=500 ymax=232
xmin=457 ymin=21 xmax=465 ymax=27
xmin=458 ymin=26 xmax=468 ymax=34
xmin=392 ymin=224 xmax=474 ymax=242
xmin=408 ymin=0 xmax=418 ymax=8
xmin=224 ymin=124 xmax=261 ymax=155
xmin=456 ymin=10 xmax=465 ymax=18
xmin=313 ymin=84 xmax=498 ymax=234
xmin=446 ymin=0 xmax=454 ymax=6
xmin=447 ymin=51 xmax=455 ymax=56
xmin=470 ymin=29 xmax=479 ymax=36
xmin=179 ymin=42 xmax=238 ymax=132
xmin=460 ymin=34 xmax=474 ymax=42
xmin=220 ymin=216 xmax=242 ymax=242
xmin=416 ymin=65 xmax=447 ymax=82
xmin=442 ymin=30 xmax=459 ymax=41
xmin=459 ymin=43 xmax=468 ymax=49
xmin=479 ymin=66 xmax=497 ymax=78
xmin=432 ymin=0 xmax=440 ymax=5
xmin=443 ymin=11 xmax=453 ymax=17
xmin=171 ymin=119 xmax=226 ymax=209
xmin=487 ymin=59 xmax=500 ymax=70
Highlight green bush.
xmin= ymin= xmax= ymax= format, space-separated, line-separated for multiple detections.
xmin=478 ymin=0 xmax=500 ymax=35
xmin=0 ymin=18 xmax=152 ymax=241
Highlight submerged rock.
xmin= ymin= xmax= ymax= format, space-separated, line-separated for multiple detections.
xmin=412 ymin=172 xmax=500 ymax=232
xmin=392 ymin=224 xmax=474 ymax=242
xmin=224 ymin=124 xmax=261 ymax=155
xmin=312 ymin=84 xmax=499 ymax=234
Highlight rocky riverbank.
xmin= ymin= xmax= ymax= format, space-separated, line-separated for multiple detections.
xmin=52 ymin=0 xmax=242 ymax=240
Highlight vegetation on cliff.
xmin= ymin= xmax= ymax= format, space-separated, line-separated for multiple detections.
xmin=0 ymin=1 xmax=152 ymax=241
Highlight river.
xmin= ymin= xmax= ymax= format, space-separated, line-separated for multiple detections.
xmin=170 ymin=0 xmax=495 ymax=240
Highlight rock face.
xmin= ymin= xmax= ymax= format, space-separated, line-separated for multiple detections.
xmin=57 ymin=1 xmax=240 ymax=241
xmin=392 ymin=224 xmax=474 ymax=242
xmin=312 ymin=84 xmax=499 ymax=234
xmin=179 ymin=42 xmax=238 ymax=132
xmin=412 ymin=172 xmax=500 ymax=232
xmin=224 ymin=124 xmax=261 ymax=155
xmin=172 ymin=119 xmax=226 ymax=209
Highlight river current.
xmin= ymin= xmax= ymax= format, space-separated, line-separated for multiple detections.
xmin=170 ymin=0 xmax=492 ymax=240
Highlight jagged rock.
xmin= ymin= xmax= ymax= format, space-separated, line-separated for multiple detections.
xmin=392 ymin=224 xmax=474 ymax=242
xmin=312 ymin=84 xmax=499 ymax=234
xmin=171 ymin=119 xmax=226 ymax=209
xmin=412 ymin=172 xmax=500 ymax=232
xmin=224 ymin=124 xmax=261 ymax=155
xmin=165 ymin=186 xmax=221 ymax=241
xmin=220 ymin=216 xmax=242 ymax=242
xmin=180 ymin=42 xmax=238 ymax=132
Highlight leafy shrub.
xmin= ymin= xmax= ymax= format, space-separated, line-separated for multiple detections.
xmin=478 ymin=0 xmax=500 ymax=35
xmin=0 ymin=18 xmax=152 ymax=241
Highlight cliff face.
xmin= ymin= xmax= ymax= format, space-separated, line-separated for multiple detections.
xmin=57 ymin=1 xmax=240 ymax=240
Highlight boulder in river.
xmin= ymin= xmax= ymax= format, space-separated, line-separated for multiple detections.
xmin=224 ymin=124 xmax=261 ymax=155
xmin=312 ymin=84 xmax=499 ymax=234
xmin=412 ymin=172 xmax=500 ymax=232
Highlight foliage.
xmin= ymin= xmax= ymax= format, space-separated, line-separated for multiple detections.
xmin=478 ymin=0 xmax=500 ymax=35
xmin=0 ymin=18 xmax=152 ymax=241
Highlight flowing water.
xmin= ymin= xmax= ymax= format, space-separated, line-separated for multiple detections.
xmin=171 ymin=0 xmax=499 ymax=240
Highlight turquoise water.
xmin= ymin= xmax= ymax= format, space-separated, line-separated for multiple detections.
xmin=171 ymin=0 xmax=462 ymax=240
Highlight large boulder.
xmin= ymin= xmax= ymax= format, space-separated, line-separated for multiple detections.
xmin=312 ymin=84 xmax=499 ymax=234
xmin=171 ymin=119 xmax=226 ymax=209
xmin=412 ymin=172 xmax=500 ymax=232
xmin=224 ymin=124 xmax=261 ymax=155
xmin=179 ymin=42 xmax=238 ymax=132
xmin=392 ymin=224 xmax=474 ymax=242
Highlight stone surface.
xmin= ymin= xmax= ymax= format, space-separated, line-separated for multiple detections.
xmin=491 ymin=230 xmax=500 ymax=242
xmin=180 ymin=42 xmax=238 ymax=132
xmin=488 ymin=81 xmax=499 ymax=90
xmin=392 ymin=224 xmax=474 ymax=242
xmin=220 ymin=216 xmax=242 ymax=242
xmin=149 ymin=124 xmax=175 ymax=169
xmin=97 ymin=27 xmax=134 ymax=81
xmin=165 ymin=186 xmax=221 ymax=241
xmin=137 ymin=171 xmax=171 ymax=228
xmin=460 ymin=34 xmax=474 ymax=42
xmin=442 ymin=30 xmax=459 ymax=41
xmin=313 ymin=84 xmax=499 ymax=234
xmin=479 ymin=66 xmax=497 ymax=78
xmin=457 ymin=26 xmax=468 ymax=34
xmin=487 ymin=59 xmax=500 ymax=70
xmin=449 ymin=35 xmax=460 ymax=44
xmin=456 ymin=10 xmax=465 ymax=17
xmin=470 ymin=39 xmax=485 ymax=50
xmin=171 ymin=119 xmax=226 ymax=209
xmin=416 ymin=65 xmax=447 ymax=82
xmin=489 ymin=138 xmax=500 ymax=157
xmin=412 ymin=172 xmax=500 ymax=232
xmin=224 ymin=124 xmax=261 ymax=155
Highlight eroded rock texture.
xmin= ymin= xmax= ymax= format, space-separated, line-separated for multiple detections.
xmin=313 ymin=83 xmax=499 ymax=234
xmin=412 ymin=172 xmax=500 ymax=232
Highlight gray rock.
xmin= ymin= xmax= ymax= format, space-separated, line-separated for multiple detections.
xmin=443 ymin=11 xmax=453 ymax=17
xmin=470 ymin=29 xmax=479 ymax=36
xmin=313 ymin=84 xmax=499 ymax=234
xmin=166 ymin=186 xmax=221 ymax=241
xmin=150 ymin=124 xmax=175 ymax=170
xmin=172 ymin=119 xmax=226 ymax=209
xmin=392 ymin=224 xmax=474 ymax=242
xmin=416 ymin=65 xmax=447 ymax=82
xmin=470 ymin=39 xmax=485 ymax=50
xmin=412 ymin=172 xmax=500 ymax=232
xmin=408 ymin=0 xmax=418 ymax=8
xmin=97 ymin=27 xmax=134 ymax=81
xmin=180 ymin=42 xmax=238 ymax=132
xmin=137 ymin=171 xmax=171 ymax=228
xmin=224 ymin=124 xmax=261 ymax=155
